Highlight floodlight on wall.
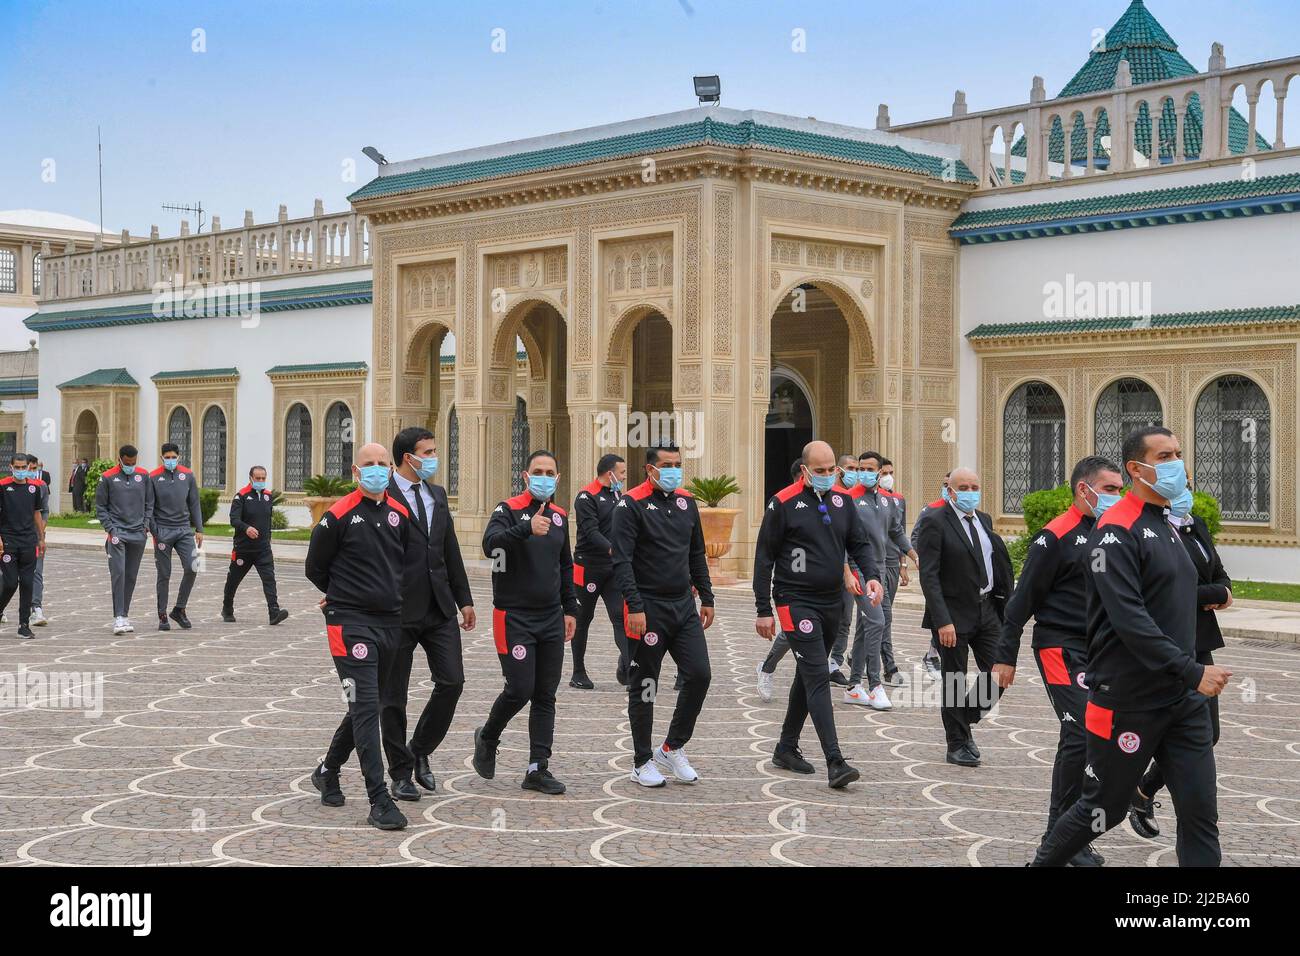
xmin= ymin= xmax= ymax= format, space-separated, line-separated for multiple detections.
xmin=693 ymin=75 xmax=721 ymax=105
xmin=362 ymin=146 xmax=388 ymax=166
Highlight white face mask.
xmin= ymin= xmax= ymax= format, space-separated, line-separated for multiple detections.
xmin=879 ymin=474 xmax=895 ymax=492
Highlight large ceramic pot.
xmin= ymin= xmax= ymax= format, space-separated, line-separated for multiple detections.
xmin=305 ymin=496 xmax=342 ymax=527
xmin=697 ymin=506 xmax=740 ymax=586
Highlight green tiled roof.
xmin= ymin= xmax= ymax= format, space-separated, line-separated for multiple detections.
xmin=0 ymin=377 xmax=38 ymax=397
xmin=350 ymin=116 xmax=976 ymax=201
xmin=25 ymin=280 xmax=372 ymax=334
xmin=265 ymin=362 xmax=368 ymax=376
xmin=58 ymin=368 xmax=138 ymax=389
xmin=151 ymin=368 xmax=240 ymax=381
xmin=946 ymin=171 xmax=1300 ymax=240
xmin=968 ymin=304 xmax=1300 ymax=340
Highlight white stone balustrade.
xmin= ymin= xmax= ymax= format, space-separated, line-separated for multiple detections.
xmin=38 ymin=203 xmax=371 ymax=301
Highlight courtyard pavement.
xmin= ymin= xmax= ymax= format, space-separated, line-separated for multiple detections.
xmin=1 ymin=549 xmax=1297 ymax=867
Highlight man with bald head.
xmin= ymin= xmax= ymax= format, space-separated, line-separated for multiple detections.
xmin=916 ymin=466 xmax=1012 ymax=767
xmin=306 ymin=442 xmax=413 ymax=830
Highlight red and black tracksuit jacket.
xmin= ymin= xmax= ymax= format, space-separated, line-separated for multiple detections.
xmin=481 ymin=491 xmax=580 ymax=635
xmin=229 ymin=484 xmax=274 ymax=553
xmin=305 ymin=490 xmax=410 ymax=629
xmin=1085 ymin=492 xmax=1203 ymax=713
xmin=573 ymin=478 xmax=619 ymax=587
xmin=0 ymin=477 xmax=46 ymax=550
xmin=610 ymin=479 xmax=714 ymax=613
xmin=996 ymin=504 xmax=1095 ymax=669
xmin=754 ymin=480 xmax=879 ymax=618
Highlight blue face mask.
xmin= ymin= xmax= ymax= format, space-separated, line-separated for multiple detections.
xmin=806 ymin=470 xmax=836 ymax=494
xmin=941 ymin=486 xmax=951 ymax=503
xmin=1086 ymin=484 xmax=1122 ymax=519
xmin=121 ymin=463 xmax=136 ymax=475
xmin=1133 ymin=457 xmax=1187 ymax=501
xmin=954 ymin=490 xmax=981 ymax=513
xmin=357 ymin=465 xmax=390 ymax=495
xmin=12 ymin=469 xmax=27 ymax=480
xmin=527 ymin=474 xmax=557 ymax=500
xmin=251 ymin=481 xmax=267 ymax=492
xmin=412 ymin=455 xmax=438 ymax=481
xmin=610 ymin=475 xmax=623 ymax=493
xmin=840 ymin=470 xmax=859 ymax=489
xmin=163 ymin=458 xmax=179 ymax=471
xmin=654 ymin=466 xmax=683 ymax=493
xmin=860 ymin=470 xmax=879 ymax=490
xmin=1169 ymin=487 xmax=1194 ymax=519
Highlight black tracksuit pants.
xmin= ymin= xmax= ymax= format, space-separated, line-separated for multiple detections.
xmin=1141 ymin=650 xmax=1222 ymax=798
xmin=385 ymin=607 xmax=464 ymax=780
xmin=323 ymin=623 xmax=401 ymax=804
xmin=572 ymin=565 xmax=627 ymax=674
xmin=1033 ymin=644 xmax=1089 ymax=836
xmin=222 ymin=548 xmax=280 ymax=612
xmin=935 ymin=600 xmax=1003 ymax=748
xmin=776 ymin=595 xmax=844 ymax=762
xmin=627 ymin=592 xmax=712 ymax=767
xmin=1033 ymin=691 xmax=1220 ymax=867
xmin=0 ymin=544 xmax=38 ymax=627
xmin=483 ymin=606 xmax=565 ymax=767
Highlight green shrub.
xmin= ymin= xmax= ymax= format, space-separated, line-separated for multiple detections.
xmin=686 ymin=475 xmax=741 ymax=507
xmin=302 ymin=474 xmax=356 ymax=497
xmin=83 ymin=458 xmax=115 ymax=512
xmin=199 ymin=487 xmax=220 ymax=525
xmin=1192 ymin=489 xmax=1222 ymax=539
xmin=270 ymin=509 xmax=288 ymax=530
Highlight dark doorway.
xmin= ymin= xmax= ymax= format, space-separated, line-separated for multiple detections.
xmin=765 ymin=372 xmax=814 ymax=500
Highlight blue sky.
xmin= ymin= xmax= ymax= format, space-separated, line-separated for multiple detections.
xmin=2 ymin=0 xmax=1297 ymax=236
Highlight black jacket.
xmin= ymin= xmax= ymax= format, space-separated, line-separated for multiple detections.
xmin=388 ymin=473 xmax=473 ymax=624
xmin=610 ymin=479 xmax=714 ymax=612
xmin=481 ymin=490 xmax=579 ymax=617
xmin=305 ymin=490 xmax=411 ymax=626
xmin=1172 ymin=513 xmax=1230 ymax=655
xmin=917 ymin=503 xmax=1013 ymax=632
xmin=1085 ymin=492 xmax=1202 ymax=711
xmin=573 ymin=477 xmax=619 ymax=573
xmin=229 ymin=484 xmax=274 ymax=552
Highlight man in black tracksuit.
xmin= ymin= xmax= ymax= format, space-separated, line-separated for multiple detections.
xmin=570 ymin=453 xmax=628 ymax=689
xmin=146 ymin=444 xmax=204 ymax=631
xmin=1032 ymin=427 xmax=1232 ymax=867
xmin=612 ymin=444 xmax=715 ymax=788
xmin=475 ymin=449 xmax=578 ymax=795
xmin=754 ymin=440 xmax=882 ymax=788
xmin=306 ymin=443 xmax=411 ymax=831
xmin=0 ymin=454 xmax=48 ymax=639
xmin=993 ymin=455 xmax=1124 ymax=867
xmin=221 ymin=465 xmax=288 ymax=624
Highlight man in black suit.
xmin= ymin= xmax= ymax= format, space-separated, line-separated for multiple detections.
xmin=384 ymin=426 xmax=476 ymax=800
xmin=69 ymin=458 xmax=89 ymax=512
xmin=916 ymin=466 xmax=1013 ymax=767
xmin=1128 ymin=480 xmax=1231 ymax=838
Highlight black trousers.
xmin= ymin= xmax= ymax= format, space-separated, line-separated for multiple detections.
xmin=1033 ymin=644 xmax=1089 ymax=836
xmin=222 ymin=548 xmax=280 ymax=612
xmin=323 ymin=622 xmax=401 ymax=804
xmin=572 ymin=564 xmax=627 ymax=674
xmin=482 ymin=606 xmax=565 ymax=767
xmin=935 ymin=600 xmax=1003 ymax=748
xmin=0 ymin=544 xmax=38 ymax=627
xmin=385 ymin=607 xmax=464 ymax=780
xmin=626 ymin=592 xmax=712 ymax=767
xmin=1033 ymin=692 xmax=1220 ymax=867
xmin=775 ymin=595 xmax=844 ymax=762
xmin=1141 ymin=650 xmax=1222 ymax=797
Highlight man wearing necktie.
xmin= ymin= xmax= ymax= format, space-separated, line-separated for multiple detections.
xmin=383 ymin=427 xmax=475 ymax=800
xmin=916 ymin=466 xmax=1013 ymax=767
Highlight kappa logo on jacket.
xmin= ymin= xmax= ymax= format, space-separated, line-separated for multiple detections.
xmin=1143 ymin=527 xmax=1158 ymax=538
xmin=350 ymin=514 xmax=365 ymax=525
xmin=1099 ymin=532 xmax=1120 ymax=545
xmin=1034 ymin=535 xmax=1047 ymax=547
xmin=1075 ymin=535 xmax=1088 ymax=545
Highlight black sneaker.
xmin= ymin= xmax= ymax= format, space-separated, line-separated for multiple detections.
xmin=772 ymin=745 xmax=815 ymax=775
xmin=1069 ymin=843 xmax=1106 ymax=867
xmin=311 ymin=763 xmax=344 ymax=807
xmin=367 ymin=798 xmax=408 ymax=831
xmin=158 ymin=613 xmax=171 ymax=631
xmin=568 ymin=672 xmax=594 ymax=690
xmin=16 ymin=625 xmax=34 ymax=640
xmin=946 ymin=744 xmax=980 ymax=767
xmin=220 ymin=609 xmax=236 ymax=623
xmin=967 ymin=740 xmax=981 ymax=760
xmin=472 ymin=726 xmax=497 ymax=779
xmin=390 ymin=778 xmax=421 ymax=802
xmin=522 ymin=768 xmax=566 ymax=795
xmin=169 ymin=607 xmax=192 ymax=630
xmin=828 ymin=668 xmax=849 ymax=687
xmin=269 ymin=608 xmax=289 ymax=626
xmin=1128 ymin=790 xmax=1161 ymax=839
xmin=827 ymin=758 xmax=860 ymax=789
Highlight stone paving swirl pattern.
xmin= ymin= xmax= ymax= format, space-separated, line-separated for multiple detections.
xmin=1 ymin=551 xmax=1296 ymax=866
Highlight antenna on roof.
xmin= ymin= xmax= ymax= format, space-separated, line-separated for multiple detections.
xmin=161 ymin=201 xmax=206 ymax=233
xmin=97 ymin=126 xmax=104 ymax=238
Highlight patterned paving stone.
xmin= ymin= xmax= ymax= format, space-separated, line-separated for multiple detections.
xmin=0 ymin=549 xmax=1296 ymax=866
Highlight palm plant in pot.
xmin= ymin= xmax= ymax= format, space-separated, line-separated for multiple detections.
xmin=687 ymin=475 xmax=741 ymax=585
xmin=303 ymin=474 xmax=358 ymax=526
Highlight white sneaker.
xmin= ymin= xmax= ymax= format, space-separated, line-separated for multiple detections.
xmin=923 ymin=657 xmax=942 ymax=681
xmin=122 ymin=618 xmax=135 ymax=633
xmin=755 ymin=663 xmax=774 ymax=703
xmin=31 ymin=607 xmax=48 ymax=626
xmin=867 ymin=685 xmax=893 ymax=711
xmin=843 ymin=684 xmax=871 ymax=706
xmin=631 ymin=761 xmax=667 ymax=788
xmin=652 ymin=745 xmax=700 ymax=784
xmin=112 ymin=616 xmax=129 ymax=635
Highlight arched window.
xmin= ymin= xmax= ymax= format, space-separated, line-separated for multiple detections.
xmin=1194 ymin=374 xmax=1271 ymax=521
xmin=511 ymin=396 xmax=529 ymax=494
xmin=32 ymin=253 xmax=41 ymax=295
xmin=167 ymin=406 xmax=192 ymax=464
xmin=201 ymin=406 xmax=227 ymax=489
xmin=1003 ymin=381 xmax=1065 ymax=513
xmin=1095 ymin=378 xmax=1162 ymax=464
xmin=284 ymin=403 xmax=312 ymax=492
xmin=324 ymin=402 xmax=353 ymax=478
xmin=447 ymin=405 xmax=459 ymax=496
xmin=0 ymin=249 xmax=16 ymax=293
